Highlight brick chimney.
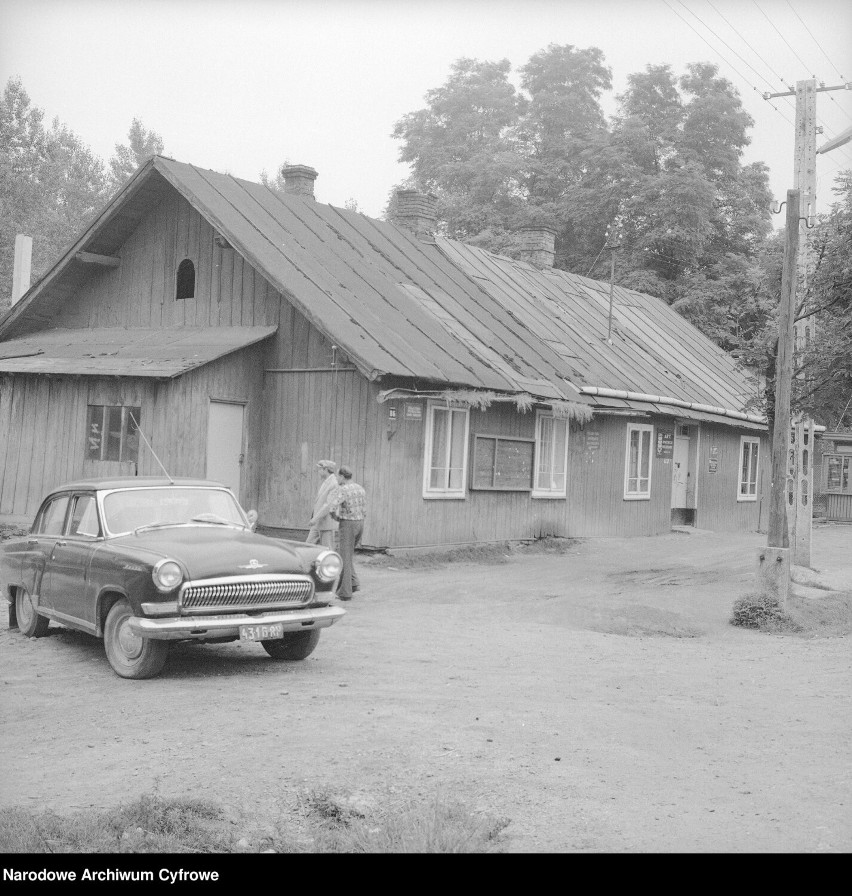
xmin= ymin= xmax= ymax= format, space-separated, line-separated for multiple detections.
xmin=280 ymin=164 xmax=318 ymax=200
xmin=393 ymin=189 xmax=438 ymax=242
xmin=11 ymin=234 xmax=33 ymax=305
xmin=517 ymin=225 xmax=556 ymax=268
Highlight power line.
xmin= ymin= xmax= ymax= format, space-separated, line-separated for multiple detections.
xmin=751 ymin=0 xmax=818 ymax=78
xmin=786 ymin=0 xmax=846 ymax=81
xmin=705 ymin=0 xmax=802 ymax=98
xmin=660 ymin=0 xmax=795 ymax=125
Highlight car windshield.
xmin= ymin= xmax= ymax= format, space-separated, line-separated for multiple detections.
xmin=102 ymin=487 xmax=247 ymax=534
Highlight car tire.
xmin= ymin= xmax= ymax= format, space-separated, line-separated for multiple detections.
xmin=15 ymin=588 xmax=49 ymax=638
xmin=104 ymin=598 xmax=169 ymax=679
xmin=262 ymin=629 xmax=321 ymax=661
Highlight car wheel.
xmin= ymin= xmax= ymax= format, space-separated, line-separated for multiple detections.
xmin=15 ymin=588 xmax=49 ymax=637
xmin=262 ymin=629 xmax=321 ymax=661
xmin=104 ymin=598 xmax=169 ymax=679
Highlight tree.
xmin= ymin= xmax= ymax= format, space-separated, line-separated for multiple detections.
xmin=108 ymin=118 xmax=164 ymax=190
xmin=1 ymin=77 xmax=109 ymax=311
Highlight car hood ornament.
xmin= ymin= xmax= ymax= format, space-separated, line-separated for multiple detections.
xmin=238 ymin=559 xmax=268 ymax=569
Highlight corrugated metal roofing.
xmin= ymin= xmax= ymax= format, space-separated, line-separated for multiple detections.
xmin=0 ymin=155 xmax=764 ymax=426
xmin=0 ymin=326 xmax=276 ymax=377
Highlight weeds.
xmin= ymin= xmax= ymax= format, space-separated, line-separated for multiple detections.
xmin=730 ymin=592 xmax=801 ymax=632
xmin=364 ymin=537 xmax=578 ymax=570
xmin=0 ymin=789 xmax=509 ymax=854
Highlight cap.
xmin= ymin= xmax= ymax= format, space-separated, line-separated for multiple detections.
xmin=317 ymin=459 xmax=337 ymax=472
xmin=338 ymin=465 xmax=353 ymax=479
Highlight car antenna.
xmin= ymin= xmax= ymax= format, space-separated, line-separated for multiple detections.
xmin=127 ymin=410 xmax=174 ymax=484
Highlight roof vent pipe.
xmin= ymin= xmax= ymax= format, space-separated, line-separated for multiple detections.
xmin=517 ymin=225 xmax=557 ymax=268
xmin=11 ymin=234 xmax=33 ymax=305
xmin=280 ymin=164 xmax=318 ymax=200
xmin=393 ymin=189 xmax=438 ymax=242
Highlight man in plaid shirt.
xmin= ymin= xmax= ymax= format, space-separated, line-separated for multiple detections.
xmin=333 ymin=466 xmax=366 ymax=600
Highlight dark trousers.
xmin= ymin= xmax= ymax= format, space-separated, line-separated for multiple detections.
xmin=337 ymin=518 xmax=363 ymax=598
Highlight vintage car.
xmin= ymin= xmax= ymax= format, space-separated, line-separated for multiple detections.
xmin=1 ymin=478 xmax=345 ymax=679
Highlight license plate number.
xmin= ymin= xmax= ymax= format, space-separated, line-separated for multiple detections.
xmin=240 ymin=623 xmax=284 ymax=641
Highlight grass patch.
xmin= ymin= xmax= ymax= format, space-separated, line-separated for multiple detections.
xmin=364 ymin=537 xmax=578 ymax=570
xmin=296 ymin=788 xmax=509 ymax=853
xmin=731 ymin=589 xmax=852 ymax=636
xmin=0 ymin=789 xmax=509 ymax=854
xmin=0 ymin=793 xmax=230 ymax=854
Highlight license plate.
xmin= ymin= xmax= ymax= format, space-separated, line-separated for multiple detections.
xmin=240 ymin=623 xmax=284 ymax=642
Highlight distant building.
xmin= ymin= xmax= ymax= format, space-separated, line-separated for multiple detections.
xmin=0 ymin=157 xmax=770 ymax=546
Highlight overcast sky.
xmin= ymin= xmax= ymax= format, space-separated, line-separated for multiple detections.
xmin=2 ymin=0 xmax=851 ymax=221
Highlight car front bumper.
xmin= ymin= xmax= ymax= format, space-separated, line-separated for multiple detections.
xmin=128 ymin=605 xmax=346 ymax=641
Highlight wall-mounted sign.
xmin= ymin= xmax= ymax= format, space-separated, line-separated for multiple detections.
xmin=709 ymin=444 xmax=718 ymax=473
xmin=656 ymin=429 xmax=674 ymax=458
xmin=405 ymin=404 xmax=422 ymax=420
xmin=584 ymin=431 xmax=600 ymax=451
xmin=388 ymin=407 xmax=397 ymax=419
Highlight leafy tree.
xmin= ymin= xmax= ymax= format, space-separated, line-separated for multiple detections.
xmin=1 ymin=77 xmax=109 ymax=312
xmin=108 ymin=118 xmax=164 ymax=190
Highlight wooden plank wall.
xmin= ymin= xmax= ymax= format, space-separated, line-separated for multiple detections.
xmin=694 ymin=424 xmax=769 ymax=532
xmin=50 ymin=193 xmax=279 ymax=330
xmin=0 ymin=346 xmax=266 ymax=521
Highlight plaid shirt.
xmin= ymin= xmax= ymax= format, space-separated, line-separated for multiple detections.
xmin=335 ymin=482 xmax=367 ymax=521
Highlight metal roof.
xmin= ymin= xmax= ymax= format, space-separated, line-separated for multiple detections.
xmin=0 ymin=326 xmax=276 ymax=377
xmin=0 ymin=156 xmax=764 ymax=426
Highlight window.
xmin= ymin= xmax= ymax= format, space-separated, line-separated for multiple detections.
xmin=533 ymin=411 xmax=568 ymax=498
xmin=176 ymin=259 xmax=195 ymax=300
xmin=826 ymin=455 xmax=850 ymax=493
xmin=35 ymin=495 xmax=70 ymax=535
xmin=68 ymin=494 xmax=101 ymax=538
xmin=423 ymin=402 xmax=469 ymax=498
xmin=738 ymin=437 xmax=760 ymax=501
xmin=471 ymin=435 xmax=534 ymax=490
xmin=86 ymin=406 xmax=141 ymax=463
xmin=624 ymin=423 xmax=653 ymax=500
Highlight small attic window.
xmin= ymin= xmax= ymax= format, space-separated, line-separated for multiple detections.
xmin=176 ymin=259 xmax=195 ymax=300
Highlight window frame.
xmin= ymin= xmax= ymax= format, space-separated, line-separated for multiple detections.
xmin=86 ymin=405 xmax=141 ymax=463
xmin=470 ymin=433 xmax=535 ymax=491
xmin=623 ymin=423 xmax=654 ymax=501
xmin=532 ymin=410 xmax=569 ymax=499
xmin=175 ymin=258 xmax=196 ymax=300
xmin=825 ymin=454 xmax=851 ymax=494
xmin=737 ymin=436 xmax=760 ymax=502
xmin=422 ymin=401 xmax=470 ymax=500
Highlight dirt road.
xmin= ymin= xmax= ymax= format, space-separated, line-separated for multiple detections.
xmin=1 ymin=525 xmax=850 ymax=852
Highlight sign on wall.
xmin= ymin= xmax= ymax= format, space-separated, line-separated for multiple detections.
xmin=709 ymin=445 xmax=719 ymax=473
xmin=656 ymin=429 xmax=674 ymax=458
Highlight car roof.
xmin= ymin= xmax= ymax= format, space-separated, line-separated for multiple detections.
xmin=45 ymin=477 xmax=229 ymax=493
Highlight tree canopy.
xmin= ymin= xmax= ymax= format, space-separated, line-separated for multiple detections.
xmin=0 ymin=77 xmax=164 ymax=311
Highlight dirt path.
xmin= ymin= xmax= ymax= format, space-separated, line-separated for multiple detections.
xmin=1 ymin=525 xmax=850 ymax=852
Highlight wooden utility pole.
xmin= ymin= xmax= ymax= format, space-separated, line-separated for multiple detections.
xmin=758 ymin=190 xmax=799 ymax=604
xmin=763 ymin=79 xmax=849 ymax=566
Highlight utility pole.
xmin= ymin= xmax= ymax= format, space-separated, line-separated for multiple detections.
xmin=758 ymin=190 xmax=799 ymax=605
xmin=762 ymin=79 xmax=849 ymax=566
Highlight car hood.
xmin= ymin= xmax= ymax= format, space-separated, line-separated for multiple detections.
xmin=104 ymin=527 xmax=316 ymax=579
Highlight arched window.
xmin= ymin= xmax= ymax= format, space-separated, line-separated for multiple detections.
xmin=176 ymin=259 xmax=195 ymax=300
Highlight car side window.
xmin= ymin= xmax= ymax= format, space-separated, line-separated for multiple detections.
xmin=69 ymin=495 xmax=101 ymax=538
xmin=36 ymin=496 xmax=71 ymax=536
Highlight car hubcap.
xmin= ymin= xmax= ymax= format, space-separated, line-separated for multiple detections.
xmin=116 ymin=616 xmax=143 ymax=659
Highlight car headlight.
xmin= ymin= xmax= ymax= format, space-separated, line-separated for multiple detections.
xmin=152 ymin=559 xmax=183 ymax=592
xmin=314 ymin=550 xmax=342 ymax=583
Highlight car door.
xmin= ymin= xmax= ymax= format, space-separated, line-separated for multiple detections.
xmin=43 ymin=492 xmax=102 ymax=633
xmin=22 ymin=493 xmax=71 ymax=612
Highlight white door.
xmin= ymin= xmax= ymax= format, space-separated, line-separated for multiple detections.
xmin=206 ymin=401 xmax=245 ymax=497
xmin=671 ymin=436 xmax=690 ymax=508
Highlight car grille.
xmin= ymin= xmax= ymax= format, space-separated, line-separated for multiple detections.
xmin=180 ymin=576 xmax=314 ymax=613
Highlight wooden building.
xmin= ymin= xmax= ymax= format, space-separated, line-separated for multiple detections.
xmin=819 ymin=431 xmax=852 ymax=522
xmin=0 ymin=157 xmax=770 ymax=547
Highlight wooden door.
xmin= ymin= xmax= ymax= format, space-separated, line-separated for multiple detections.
xmin=206 ymin=401 xmax=245 ymax=498
xmin=672 ymin=436 xmax=690 ymax=508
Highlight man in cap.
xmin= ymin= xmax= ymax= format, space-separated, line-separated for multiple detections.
xmin=306 ymin=459 xmax=339 ymax=549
